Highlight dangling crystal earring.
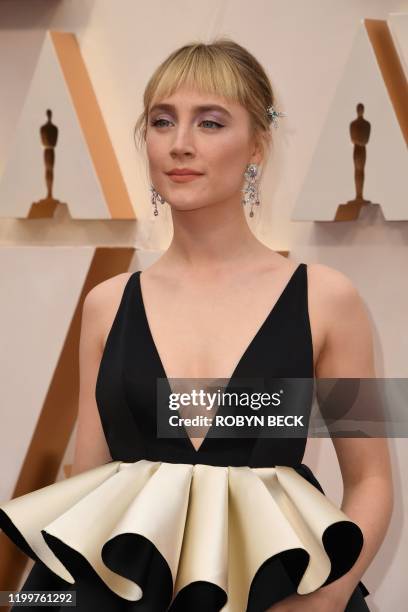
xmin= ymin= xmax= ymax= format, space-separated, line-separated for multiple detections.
xmin=150 ymin=184 xmax=166 ymax=216
xmin=242 ymin=163 xmax=260 ymax=218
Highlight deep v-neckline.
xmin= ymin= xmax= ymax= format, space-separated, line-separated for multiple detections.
xmin=135 ymin=263 xmax=304 ymax=453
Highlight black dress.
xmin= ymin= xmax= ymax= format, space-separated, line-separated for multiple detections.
xmin=0 ymin=263 xmax=371 ymax=611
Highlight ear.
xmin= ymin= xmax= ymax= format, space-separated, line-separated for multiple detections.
xmin=249 ymin=131 xmax=267 ymax=166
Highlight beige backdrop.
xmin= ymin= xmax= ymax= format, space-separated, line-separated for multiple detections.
xmin=0 ymin=0 xmax=407 ymax=609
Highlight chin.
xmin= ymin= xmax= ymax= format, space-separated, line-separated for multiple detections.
xmin=168 ymin=199 xmax=205 ymax=212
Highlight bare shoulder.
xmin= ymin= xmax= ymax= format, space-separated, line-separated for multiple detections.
xmin=305 ymin=263 xmax=371 ymax=369
xmin=306 ymin=263 xmax=375 ymax=376
xmin=82 ymin=272 xmax=133 ymax=350
xmin=84 ymin=272 xmax=132 ymax=307
xmin=306 ymin=262 xmax=362 ymax=309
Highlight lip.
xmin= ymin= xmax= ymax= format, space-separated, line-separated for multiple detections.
xmin=167 ymin=173 xmax=203 ymax=183
xmin=166 ymin=168 xmax=203 ymax=175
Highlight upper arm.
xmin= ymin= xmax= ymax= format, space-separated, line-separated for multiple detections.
xmin=71 ymin=283 xmax=113 ymax=476
xmin=313 ymin=265 xmax=393 ymax=491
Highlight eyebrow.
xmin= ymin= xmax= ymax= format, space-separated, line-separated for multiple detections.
xmin=148 ymin=103 xmax=232 ymax=118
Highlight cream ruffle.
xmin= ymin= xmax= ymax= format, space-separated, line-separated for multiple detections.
xmin=0 ymin=460 xmax=363 ymax=611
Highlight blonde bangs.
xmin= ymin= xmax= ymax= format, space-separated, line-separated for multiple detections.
xmin=149 ymin=47 xmax=245 ymax=110
xmin=134 ymin=38 xmax=274 ymax=158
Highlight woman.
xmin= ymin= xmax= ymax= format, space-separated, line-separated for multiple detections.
xmin=1 ymin=38 xmax=393 ymax=611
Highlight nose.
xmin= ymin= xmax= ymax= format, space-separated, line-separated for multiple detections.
xmin=169 ymin=125 xmax=195 ymax=158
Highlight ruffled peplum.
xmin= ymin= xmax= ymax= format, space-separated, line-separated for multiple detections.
xmin=0 ymin=459 xmax=365 ymax=611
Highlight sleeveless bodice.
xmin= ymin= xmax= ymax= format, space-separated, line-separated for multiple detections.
xmin=95 ymin=263 xmax=315 ymax=467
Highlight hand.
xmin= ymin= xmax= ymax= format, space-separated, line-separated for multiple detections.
xmin=265 ymin=588 xmax=346 ymax=612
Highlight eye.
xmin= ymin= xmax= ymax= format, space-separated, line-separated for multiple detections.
xmin=150 ymin=118 xmax=224 ymax=129
xmin=150 ymin=118 xmax=172 ymax=127
xmin=200 ymin=120 xmax=224 ymax=129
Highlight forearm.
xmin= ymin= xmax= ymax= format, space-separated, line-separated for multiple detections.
xmin=317 ymin=475 xmax=394 ymax=602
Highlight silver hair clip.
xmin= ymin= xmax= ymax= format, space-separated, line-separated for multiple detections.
xmin=266 ymin=105 xmax=286 ymax=129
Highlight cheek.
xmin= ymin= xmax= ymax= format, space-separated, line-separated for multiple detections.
xmin=145 ymin=135 xmax=162 ymax=165
xmin=206 ymin=131 xmax=250 ymax=175
xmin=207 ymin=148 xmax=247 ymax=192
xmin=146 ymin=143 xmax=165 ymax=183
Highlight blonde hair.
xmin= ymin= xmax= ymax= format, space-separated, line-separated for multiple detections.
xmin=133 ymin=37 xmax=275 ymax=163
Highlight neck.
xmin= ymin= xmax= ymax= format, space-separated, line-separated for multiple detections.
xmin=161 ymin=196 xmax=269 ymax=279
